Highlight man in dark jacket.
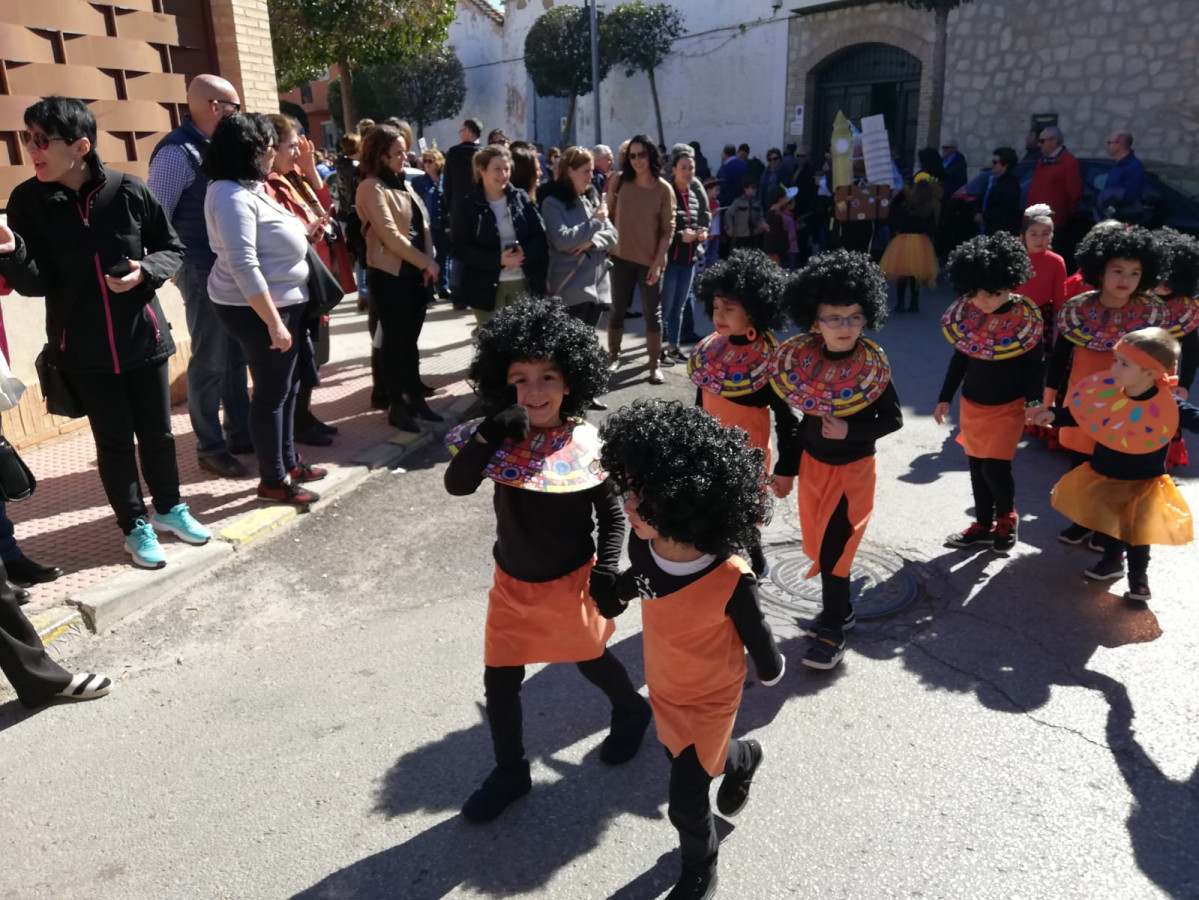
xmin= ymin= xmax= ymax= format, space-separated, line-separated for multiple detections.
xmin=974 ymin=146 xmax=1024 ymax=236
xmin=147 ymin=73 xmax=251 ymax=478
xmin=441 ymin=118 xmax=483 ymax=306
xmin=941 ymin=137 xmax=969 ymax=197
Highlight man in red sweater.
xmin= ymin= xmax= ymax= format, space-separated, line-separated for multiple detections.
xmin=1027 ymin=126 xmax=1083 ymax=228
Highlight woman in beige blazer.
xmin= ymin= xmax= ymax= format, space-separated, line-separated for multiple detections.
xmin=355 ymin=125 xmax=440 ymax=432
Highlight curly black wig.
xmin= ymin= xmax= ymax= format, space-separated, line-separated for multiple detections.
xmin=468 ymin=296 xmax=610 ymax=417
xmin=945 ymin=232 xmax=1033 ymax=297
xmin=694 ymin=249 xmax=789 ymax=332
xmin=1154 ymin=227 xmax=1199 ymax=298
xmin=599 ymin=400 xmax=770 ymax=557
xmin=782 ymin=249 xmax=889 ymax=330
xmin=1075 ymin=222 xmax=1159 ymax=291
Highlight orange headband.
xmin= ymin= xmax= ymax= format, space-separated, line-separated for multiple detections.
xmin=1115 ymin=340 xmax=1179 ymax=388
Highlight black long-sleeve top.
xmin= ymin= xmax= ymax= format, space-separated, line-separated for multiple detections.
xmin=1053 ymin=387 xmax=1199 ymax=481
xmin=1046 ymin=334 xmax=1088 ymax=396
xmin=797 ymin=356 xmax=904 ymax=465
xmin=938 ymin=343 xmax=1045 ymax=406
xmin=444 ymin=436 xmax=626 ymax=582
xmin=614 ymin=534 xmax=784 ymax=683
xmin=694 ymin=383 xmax=802 ymax=477
xmin=1179 ymin=329 xmax=1199 ymax=392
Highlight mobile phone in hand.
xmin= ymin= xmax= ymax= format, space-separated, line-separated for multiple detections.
xmin=108 ymin=258 xmax=135 ymax=278
xmin=504 ymin=242 xmax=520 ymax=252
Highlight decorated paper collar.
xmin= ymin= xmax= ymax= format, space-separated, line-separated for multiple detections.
xmin=688 ymin=331 xmax=778 ymax=398
xmin=769 ymin=334 xmax=891 ymax=418
xmin=445 ymin=417 xmax=605 ymax=493
xmin=1068 ymin=374 xmax=1179 ymax=455
xmin=941 ymin=294 xmax=1043 ymax=361
xmin=1056 ymin=291 xmax=1171 ymax=351
xmin=1163 ymin=294 xmax=1199 ymax=337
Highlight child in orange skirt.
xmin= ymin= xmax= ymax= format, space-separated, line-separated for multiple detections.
xmin=1153 ymin=227 xmax=1199 ymax=468
xmin=879 ymin=178 xmax=939 ymax=313
xmin=1032 ymin=328 xmax=1197 ymax=601
xmin=595 ymin=399 xmax=783 ymax=900
xmin=770 ymin=250 xmax=903 ymax=670
xmin=689 ymin=248 xmax=800 ymax=576
xmin=936 ymin=233 xmax=1043 ymax=553
xmin=1044 ymin=224 xmax=1171 ymax=546
xmin=445 ymin=297 xmax=652 ymax=823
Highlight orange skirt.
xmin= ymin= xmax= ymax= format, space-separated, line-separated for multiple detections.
xmin=956 ymin=397 xmax=1026 ymax=461
xmin=484 ymin=559 xmax=615 ymax=667
xmin=1059 ymin=347 xmax=1110 ymax=455
xmin=880 ymin=233 xmax=938 ymax=286
xmin=702 ymin=392 xmax=772 ymax=472
xmin=1051 ymin=465 xmax=1193 ymax=546
xmin=797 ymin=453 xmax=876 ymax=578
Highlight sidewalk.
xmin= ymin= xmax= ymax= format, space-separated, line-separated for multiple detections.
xmin=14 ymin=298 xmax=480 ymax=647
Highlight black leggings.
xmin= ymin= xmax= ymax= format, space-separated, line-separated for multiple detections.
xmin=895 ymin=277 xmax=921 ymax=309
xmin=819 ymin=494 xmax=854 ymax=625
xmin=367 ymin=267 xmax=429 ymax=403
xmin=1099 ymin=534 xmax=1151 ymax=575
xmin=968 ymin=456 xmax=1015 ymax=525
xmin=483 ymin=648 xmax=640 ymax=767
xmin=669 ymin=741 xmax=756 ymax=876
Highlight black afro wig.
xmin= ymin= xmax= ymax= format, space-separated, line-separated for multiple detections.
xmin=694 ymin=248 xmax=789 ymax=332
xmin=1154 ymin=227 xmax=1199 ymax=299
xmin=468 ymin=295 xmax=609 ymax=417
xmin=598 ymin=399 xmax=770 ymax=557
xmin=945 ymin=232 xmax=1033 ymax=297
xmin=1075 ymin=222 xmax=1159 ymax=291
xmin=783 ymin=249 xmax=889 ymax=331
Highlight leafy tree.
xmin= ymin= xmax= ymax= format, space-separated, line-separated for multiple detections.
xmin=602 ymin=2 xmax=683 ymax=148
xmin=885 ymin=0 xmax=973 ymax=149
xmin=328 ymin=47 xmax=465 ymax=138
xmin=524 ymin=5 xmax=611 ymax=149
xmin=269 ymin=0 xmax=455 ymax=132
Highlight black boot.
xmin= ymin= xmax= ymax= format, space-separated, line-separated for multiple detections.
xmin=461 ymin=760 xmax=532 ymax=823
xmin=388 ymin=404 xmax=421 ymax=433
xmin=407 ymin=396 xmax=444 ymax=423
xmin=0 ymin=561 xmax=31 ymax=607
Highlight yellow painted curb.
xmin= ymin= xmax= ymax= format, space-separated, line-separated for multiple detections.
xmin=387 ymin=429 xmax=426 ymax=447
xmin=31 ymin=607 xmax=85 ymax=646
xmin=219 ymin=506 xmax=298 ymax=546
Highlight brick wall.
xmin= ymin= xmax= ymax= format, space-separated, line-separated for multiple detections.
xmin=208 ymin=0 xmax=278 ymax=114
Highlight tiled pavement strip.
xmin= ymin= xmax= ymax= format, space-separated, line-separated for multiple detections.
xmin=19 ymin=298 xmax=488 ymax=651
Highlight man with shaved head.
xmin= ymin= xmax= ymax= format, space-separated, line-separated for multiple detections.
xmin=1099 ymin=129 xmax=1145 ymax=223
xmin=147 ymin=74 xmax=251 ymax=478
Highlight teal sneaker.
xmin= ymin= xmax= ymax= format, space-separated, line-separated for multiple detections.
xmin=124 ymin=519 xmax=166 ymax=569
xmin=152 ymin=503 xmax=211 ymax=545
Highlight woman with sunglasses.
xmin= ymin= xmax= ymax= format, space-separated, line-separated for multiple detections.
xmin=0 ymin=97 xmax=210 ymax=569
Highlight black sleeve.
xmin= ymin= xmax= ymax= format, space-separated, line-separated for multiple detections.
xmin=845 ymin=381 xmax=904 ymax=443
xmin=518 ymin=195 xmax=549 ymax=296
xmin=132 ymin=180 xmax=185 ymax=290
xmin=1051 ymin=404 xmax=1078 ymax=428
xmin=937 ymin=350 xmax=970 ymax=405
xmin=1046 ymin=335 xmax=1076 ymax=396
xmin=768 ymin=390 xmax=802 ymax=477
xmin=1022 ymin=342 xmax=1046 ymax=404
xmin=450 ymin=198 xmax=501 ymax=273
xmin=1178 ymin=399 xmax=1199 ymax=434
xmin=1178 ymin=328 xmax=1199 ymax=393
xmin=0 ymin=189 xmax=50 ymax=297
xmin=725 ymin=575 xmax=783 ymax=683
xmin=592 ymin=480 xmax=626 ymax=574
xmin=444 ymin=438 xmax=493 ymax=496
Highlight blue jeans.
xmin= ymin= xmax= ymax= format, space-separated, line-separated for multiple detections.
xmin=177 ymin=261 xmax=251 ymax=457
xmin=660 ymin=261 xmax=697 ymax=348
xmin=0 ymin=501 xmax=19 ymax=562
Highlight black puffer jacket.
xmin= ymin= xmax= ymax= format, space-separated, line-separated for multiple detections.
xmin=451 ymin=183 xmax=548 ymax=311
xmin=0 ymin=161 xmax=183 ymax=374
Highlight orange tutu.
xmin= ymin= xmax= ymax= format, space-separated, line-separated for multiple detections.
xmin=880 ymin=233 xmax=938 ymax=286
xmin=957 ymin=397 xmax=1026 ymax=461
xmin=1050 ymin=465 xmax=1193 ymax=546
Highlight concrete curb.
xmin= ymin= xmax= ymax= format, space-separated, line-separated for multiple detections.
xmin=41 ymin=391 xmax=481 ymax=650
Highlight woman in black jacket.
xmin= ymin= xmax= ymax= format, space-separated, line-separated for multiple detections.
xmin=0 ymin=97 xmax=208 ymax=570
xmin=451 ymin=144 xmax=548 ymax=325
xmin=974 ymin=146 xmax=1023 ymax=237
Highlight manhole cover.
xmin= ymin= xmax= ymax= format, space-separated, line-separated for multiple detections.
xmin=756 ymin=542 xmax=919 ymax=624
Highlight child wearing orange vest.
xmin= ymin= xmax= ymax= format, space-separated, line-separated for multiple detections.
xmin=689 ymin=248 xmax=800 ymax=575
xmin=1032 ymin=328 xmax=1196 ymax=601
xmin=595 ymin=399 xmax=783 ymax=900
xmin=1044 ymin=225 xmax=1171 ymax=547
xmin=936 ymin=233 xmax=1043 ymax=553
xmin=445 ymin=298 xmax=652 ymax=824
xmin=1152 ymin=227 xmax=1199 ymax=468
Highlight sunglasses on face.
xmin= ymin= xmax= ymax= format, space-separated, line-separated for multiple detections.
xmin=20 ymin=131 xmax=68 ymax=150
xmin=211 ymin=99 xmax=241 ymax=112
xmin=628 ymin=150 xmax=648 ymax=160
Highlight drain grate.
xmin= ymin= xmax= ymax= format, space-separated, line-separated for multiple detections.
xmin=757 ymin=542 xmax=919 ymax=624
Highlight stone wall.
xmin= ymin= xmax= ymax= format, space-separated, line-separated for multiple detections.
xmin=209 ymin=0 xmax=279 ymax=115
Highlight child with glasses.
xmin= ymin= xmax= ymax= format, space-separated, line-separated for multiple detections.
xmin=768 ymin=250 xmax=903 ymax=670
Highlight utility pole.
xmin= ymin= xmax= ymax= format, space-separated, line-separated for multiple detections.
xmin=589 ymin=0 xmax=601 ymax=144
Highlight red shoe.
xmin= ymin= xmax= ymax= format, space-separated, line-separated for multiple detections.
xmin=257 ymin=480 xmax=321 ymax=506
xmin=289 ymin=461 xmax=328 ymax=483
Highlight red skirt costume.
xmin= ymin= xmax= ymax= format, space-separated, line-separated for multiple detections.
xmin=688 ymin=332 xmax=778 ymax=470
xmin=1050 ymin=374 xmax=1193 ymax=546
xmin=770 ymin=334 xmax=891 ymax=577
xmin=942 ymin=294 xmax=1044 ymax=461
xmin=641 ymin=556 xmax=753 ymax=777
xmin=1054 ymin=292 xmax=1172 ymax=455
xmin=445 ymin=417 xmax=615 ymax=667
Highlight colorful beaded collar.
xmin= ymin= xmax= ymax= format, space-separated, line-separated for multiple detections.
xmin=769 ymin=334 xmax=891 ymax=418
xmin=941 ymin=293 xmax=1043 ymax=360
xmin=688 ymin=332 xmax=778 ymax=398
xmin=445 ymin=417 xmax=605 ymax=493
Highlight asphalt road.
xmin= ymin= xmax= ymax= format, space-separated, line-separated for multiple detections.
xmin=2 ymin=295 xmax=1196 ymax=900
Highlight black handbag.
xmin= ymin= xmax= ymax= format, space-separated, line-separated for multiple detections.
xmin=0 ymin=436 xmax=36 ymax=502
xmin=304 ymin=243 xmax=344 ymax=322
xmin=34 ymin=345 xmax=85 ymax=418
